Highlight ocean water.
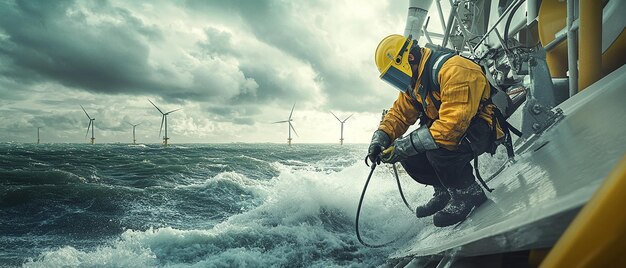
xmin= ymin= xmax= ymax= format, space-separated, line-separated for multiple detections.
xmin=0 ymin=143 xmax=468 ymax=267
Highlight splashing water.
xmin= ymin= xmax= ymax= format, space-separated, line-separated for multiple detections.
xmin=0 ymin=143 xmax=506 ymax=267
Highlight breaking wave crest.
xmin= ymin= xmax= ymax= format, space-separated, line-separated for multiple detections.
xmin=22 ymin=147 xmax=436 ymax=267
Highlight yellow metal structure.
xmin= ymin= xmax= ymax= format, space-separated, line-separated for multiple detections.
xmin=538 ymin=0 xmax=568 ymax=77
xmin=602 ymin=27 xmax=626 ymax=76
xmin=540 ymin=155 xmax=626 ymax=268
xmin=578 ymin=0 xmax=603 ymax=90
xmin=539 ymin=0 xmax=626 ymax=87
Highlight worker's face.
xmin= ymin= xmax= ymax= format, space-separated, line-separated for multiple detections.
xmin=408 ymin=53 xmax=419 ymax=73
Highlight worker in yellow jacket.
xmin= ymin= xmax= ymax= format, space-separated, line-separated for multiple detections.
xmin=368 ymin=34 xmax=504 ymax=227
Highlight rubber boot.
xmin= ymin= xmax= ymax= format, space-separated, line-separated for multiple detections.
xmin=415 ymin=186 xmax=450 ymax=218
xmin=433 ymin=183 xmax=487 ymax=227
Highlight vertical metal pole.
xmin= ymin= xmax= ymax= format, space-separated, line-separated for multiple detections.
xmin=423 ymin=16 xmax=434 ymax=44
xmin=37 ymin=127 xmax=40 ymax=144
xmin=405 ymin=0 xmax=434 ymax=39
xmin=527 ymin=0 xmax=538 ymax=25
xmin=578 ymin=0 xmax=602 ymax=91
xmin=441 ymin=0 xmax=457 ymax=48
xmin=435 ymin=0 xmax=447 ymax=32
xmin=340 ymin=123 xmax=344 ymax=145
xmin=566 ymin=0 xmax=578 ymax=97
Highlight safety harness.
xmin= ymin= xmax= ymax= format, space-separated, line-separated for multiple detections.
xmin=407 ymin=50 xmax=522 ymax=192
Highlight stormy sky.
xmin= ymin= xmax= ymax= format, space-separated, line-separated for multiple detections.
xmin=0 ymin=0 xmax=447 ymax=144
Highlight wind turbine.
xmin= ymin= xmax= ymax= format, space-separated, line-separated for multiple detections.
xmin=126 ymin=122 xmax=142 ymax=145
xmin=330 ymin=111 xmax=353 ymax=145
xmin=148 ymin=99 xmax=180 ymax=146
xmin=273 ymin=103 xmax=298 ymax=145
xmin=80 ymin=105 xmax=95 ymax=144
xmin=37 ymin=127 xmax=41 ymax=144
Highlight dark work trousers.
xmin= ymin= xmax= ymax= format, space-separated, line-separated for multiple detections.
xmin=400 ymin=118 xmax=493 ymax=190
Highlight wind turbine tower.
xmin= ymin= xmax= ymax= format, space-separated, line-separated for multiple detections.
xmin=330 ymin=112 xmax=353 ymax=145
xmin=148 ymin=99 xmax=180 ymax=146
xmin=273 ymin=103 xmax=298 ymax=145
xmin=37 ymin=127 xmax=41 ymax=144
xmin=127 ymin=122 xmax=142 ymax=145
xmin=80 ymin=105 xmax=96 ymax=144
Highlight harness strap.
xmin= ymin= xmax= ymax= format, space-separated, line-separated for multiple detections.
xmin=491 ymin=105 xmax=522 ymax=158
xmin=475 ymin=156 xmax=494 ymax=192
xmin=431 ymin=54 xmax=450 ymax=89
xmin=408 ymin=49 xmax=524 ymax=192
xmin=464 ymin=135 xmax=494 ymax=192
xmin=470 ymin=100 xmax=521 ymax=192
xmin=416 ymin=51 xmax=454 ymax=112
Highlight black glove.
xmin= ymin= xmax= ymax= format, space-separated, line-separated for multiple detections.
xmin=381 ymin=145 xmax=405 ymax=164
xmin=381 ymin=125 xmax=438 ymax=164
xmin=367 ymin=130 xmax=390 ymax=165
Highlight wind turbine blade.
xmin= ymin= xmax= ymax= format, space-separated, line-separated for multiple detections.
xmin=80 ymin=105 xmax=92 ymax=119
xmin=148 ymin=99 xmax=165 ymax=114
xmin=85 ymin=121 xmax=92 ymax=138
xmin=272 ymin=120 xmax=289 ymax=124
xmin=166 ymin=108 xmax=181 ymax=114
xmin=126 ymin=121 xmax=133 ymax=126
xmin=288 ymin=103 xmax=296 ymax=120
xmin=289 ymin=122 xmax=299 ymax=137
xmin=330 ymin=111 xmax=341 ymax=122
xmin=136 ymin=122 xmax=142 ymax=126
xmin=343 ymin=114 xmax=354 ymax=122
xmin=159 ymin=115 xmax=165 ymax=138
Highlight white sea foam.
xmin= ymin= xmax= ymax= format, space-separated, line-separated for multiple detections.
xmin=127 ymin=144 xmax=149 ymax=148
xmin=178 ymin=171 xmax=273 ymax=200
xmin=50 ymin=168 xmax=88 ymax=183
xmin=25 ymin=158 xmax=439 ymax=267
xmin=237 ymin=155 xmax=266 ymax=163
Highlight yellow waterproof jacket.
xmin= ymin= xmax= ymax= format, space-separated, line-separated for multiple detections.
xmin=379 ymin=48 xmax=504 ymax=150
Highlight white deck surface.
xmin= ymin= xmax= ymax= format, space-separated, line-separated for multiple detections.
xmin=392 ymin=64 xmax=626 ymax=258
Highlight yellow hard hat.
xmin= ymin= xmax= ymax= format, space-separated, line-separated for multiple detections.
xmin=374 ymin=34 xmax=415 ymax=92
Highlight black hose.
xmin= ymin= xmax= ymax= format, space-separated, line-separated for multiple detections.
xmin=355 ymin=162 xmax=414 ymax=248
xmin=503 ymin=0 xmax=525 ymax=51
xmin=393 ymin=164 xmax=412 ymax=211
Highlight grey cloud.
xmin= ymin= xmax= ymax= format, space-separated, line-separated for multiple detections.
xmin=196 ymin=27 xmax=312 ymax=106
xmin=0 ymin=1 xmax=156 ymax=93
xmin=27 ymin=113 xmax=81 ymax=130
xmin=0 ymin=0 xmax=389 ymax=113
xmin=235 ymin=64 xmax=305 ymax=103
xmin=200 ymin=28 xmax=235 ymax=56
xmin=205 ymin=105 xmax=260 ymax=125
xmin=187 ymin=0 xmax=314 ymax=62
xmin=0 ymin=0 xmax=255 ymax=104
xmin=0 ymin=77 xmax=34 ymax=101
xmin=185 ymin=0 xmax=391 ymax=112
xmin=0 ymin=109 xmax=79 ymax=133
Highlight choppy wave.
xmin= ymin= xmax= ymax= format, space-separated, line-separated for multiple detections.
xmin=1 ymin=143 xmax=506 ymax=267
